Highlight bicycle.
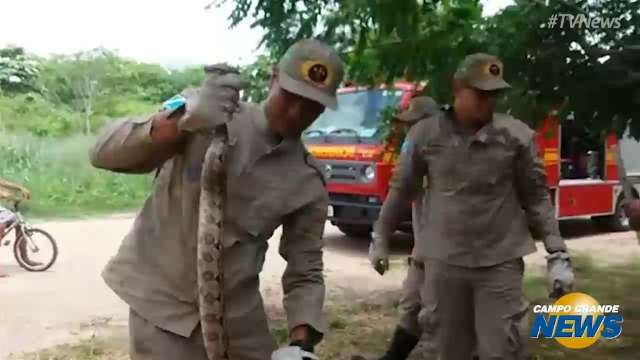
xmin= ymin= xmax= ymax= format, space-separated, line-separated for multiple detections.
xmin=1 ymin=200 xmax=58 ymax=272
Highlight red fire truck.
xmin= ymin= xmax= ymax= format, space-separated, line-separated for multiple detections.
xmin=303 ymin=84 xmax=640 ymax=237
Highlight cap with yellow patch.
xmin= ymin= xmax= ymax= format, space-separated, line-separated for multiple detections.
xmin=454 ymin=53 xmax=511 ymax=91
xmin=395 ymin=96 xmax=440 ymax=124
xmin=278 ymin=39 xmax=345 ymax=110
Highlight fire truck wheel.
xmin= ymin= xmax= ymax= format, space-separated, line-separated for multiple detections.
xmin=592 ymin=194 xmax=631 ymax=232
xmin=337 ymin=224 xmax=372 ymax=239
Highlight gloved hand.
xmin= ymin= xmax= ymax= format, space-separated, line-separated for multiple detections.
xmin=369 ymin=231 xmax=390 ymax=275
xmin=178 ymin=63 xmax=248 ymax=132
xmin=546 ymin=250 xmax=574 ymax=299
xmin=271 ymin=346 xmax=318 ymax=360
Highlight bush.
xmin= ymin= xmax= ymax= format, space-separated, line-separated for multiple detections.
xmin=0 ymin=133 xmax=153 ymax=217
xmin=0 ymin=94 xmax=84 ymax=137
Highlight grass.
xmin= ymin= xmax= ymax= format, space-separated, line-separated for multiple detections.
xmin=0 ymin=132 xmax=152 ymax=218
xmin=11 ymin=256 xmax=640 ymax=360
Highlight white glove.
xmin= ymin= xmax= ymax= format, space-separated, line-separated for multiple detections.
xmin=546 ymin=251 xmax=575 ymax=299
xmin=271 ymin=346 xmax=318 ymax=360
xmin=369 ymin=231 xmax=390 ymax=275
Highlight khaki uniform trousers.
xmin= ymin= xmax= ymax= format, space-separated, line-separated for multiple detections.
xmin=423 ymin=258 xmax=531 ymax=360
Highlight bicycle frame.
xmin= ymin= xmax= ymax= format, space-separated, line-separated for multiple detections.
xmin=1 ymin=211 xmax=31 ymax=243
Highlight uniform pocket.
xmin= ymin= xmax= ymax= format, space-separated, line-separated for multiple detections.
xmin=422 ymin=142 xmax=462 ymax=191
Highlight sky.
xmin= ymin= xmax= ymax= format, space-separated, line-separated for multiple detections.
xmin=0 ymin=0 xmax=514 ymax=68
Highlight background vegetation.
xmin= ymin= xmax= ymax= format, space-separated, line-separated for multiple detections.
xmin=1 ymin=0 xmax=638 ymax=217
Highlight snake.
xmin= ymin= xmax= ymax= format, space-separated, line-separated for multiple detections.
xmin=195 ymin=65 xmax=240 ymax=360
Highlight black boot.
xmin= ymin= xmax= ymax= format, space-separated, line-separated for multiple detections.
xmin=379 ymin=327 xmax=420 ymax=360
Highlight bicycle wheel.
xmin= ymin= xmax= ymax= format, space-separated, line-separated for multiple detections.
xmin=13 ymin=228 xmax=59 ymax=272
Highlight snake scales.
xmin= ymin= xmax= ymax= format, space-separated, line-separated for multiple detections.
xmin=193 ymin=64 xmax=242 ymax=360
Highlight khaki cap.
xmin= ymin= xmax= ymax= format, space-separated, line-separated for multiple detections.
xmin=278 ymin=39 xmax=345 ymax=109
xmin=454 ymin=53 xmax=511 ymax=91
xmin=395 ymin=96 xmax=440 ymax=124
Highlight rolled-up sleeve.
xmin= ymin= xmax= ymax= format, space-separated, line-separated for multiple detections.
xmin=89 ymin=112 xmax=181 ymax=174
xmin=279 ymin=194 xmax=328 ymax=345
xmin=515 ymin=137 xmax=567 ymax=253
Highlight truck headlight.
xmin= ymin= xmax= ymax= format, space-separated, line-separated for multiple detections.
xmin=324 ymin=164 xmax=332 ymax=179
xmin=363 ymin=165 xmax=376 ymax=182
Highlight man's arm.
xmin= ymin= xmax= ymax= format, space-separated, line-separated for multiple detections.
xmin=514 ymin=137 xmax=567 ymax=253
xmin=374 ymin=123 xmax=428 ymax=242
xmin=89 ymin=109 xmax=185 ymax=174
xmin=279 ymin=195 xmax=328 ymax=349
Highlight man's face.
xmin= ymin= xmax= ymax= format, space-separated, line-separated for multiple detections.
xmin=453 ymin=84 xmax=499 ymax=125
xmin=264 ymin=78 xmax=325 ymax=138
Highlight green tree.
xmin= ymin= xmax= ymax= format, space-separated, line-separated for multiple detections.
xmin=221 ymin=0 xmax=639 ymax=137
xmin=240 ymin=54 xmax=274 ymax=103
xmin=486 ymin=0 xmax=640 ymax=136
xmin=0 ymin=46 xmax=43 ymax=94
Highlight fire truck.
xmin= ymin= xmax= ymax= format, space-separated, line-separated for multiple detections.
xmin=303 ymin=83 xmax=640 ymax=238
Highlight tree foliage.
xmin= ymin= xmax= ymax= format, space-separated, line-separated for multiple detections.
xmin=486 ymin=0 xmax=640 ymax=136
xmin=222 ymin=0 xmax=640 ymax=136
xmin=0 ymin=47 xmax=43 ymax=94
xmin=240 ymin=54 xmax=274 ymax=103
xmin=0 ymin=46 xmax=210 ymax=137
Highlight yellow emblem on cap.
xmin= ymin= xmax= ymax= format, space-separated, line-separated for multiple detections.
xmin=484 ymin=62 xmax=502 ymax=77
xmin=301 ymin=60 xmax=332 ymax=88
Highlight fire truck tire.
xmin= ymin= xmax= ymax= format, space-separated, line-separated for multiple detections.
xmin=592 ymin=194 xmax=632 ymax=232
xmin=337 ymin=224 xmax=372 ymax=238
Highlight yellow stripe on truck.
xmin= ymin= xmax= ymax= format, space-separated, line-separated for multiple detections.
xmin=543 ymin=148 xmax=559 ymax=165
xmin=307 ymin=145 xmax=356 ymax=158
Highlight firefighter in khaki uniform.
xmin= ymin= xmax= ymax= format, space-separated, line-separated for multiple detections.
xmin=353 ymin=96 xmax=441 ymax=360
xmin=369 ymin=53 xmax=575 ymax=360
xmin=90 ymin=39 xmax=344 ymax=360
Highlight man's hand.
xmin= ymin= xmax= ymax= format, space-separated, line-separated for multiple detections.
xmin=369 ymin=232 xmax=390 ymax=275
xmin=546 ymin=251 xmax=575 ymax=299
xmin=290 ymin=325 xmax=310 ymax=344
xmin=179 ymin=63 xmax=248 ymax=132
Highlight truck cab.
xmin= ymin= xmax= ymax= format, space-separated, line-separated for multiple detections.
xmin=303 ymin=82 xmax=422 ymax=237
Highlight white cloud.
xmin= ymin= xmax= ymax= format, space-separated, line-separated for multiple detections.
xmin=482 ymin=0 xmax=514 ymax=16
xmin=1 ymin=0 xmax=514 ymax=67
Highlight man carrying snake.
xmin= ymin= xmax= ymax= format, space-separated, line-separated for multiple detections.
xmin=90 ymin=39 xmax=344 ymax=360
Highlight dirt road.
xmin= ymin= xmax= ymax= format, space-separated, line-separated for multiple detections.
xmin=1 ymin=215 xmax=639 ymax=359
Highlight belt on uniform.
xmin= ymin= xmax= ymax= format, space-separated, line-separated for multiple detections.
xmin=407 ymin=257 xmax=425 ymax=270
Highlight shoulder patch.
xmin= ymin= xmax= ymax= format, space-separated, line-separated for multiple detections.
xmin=303 ymin=151 xmax=328 ymax=187
xmin=401 ymin=139 xmax=411 ymax=154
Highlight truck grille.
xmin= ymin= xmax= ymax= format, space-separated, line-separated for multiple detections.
xmin=321 ymin=160 xmax=368 ymax=184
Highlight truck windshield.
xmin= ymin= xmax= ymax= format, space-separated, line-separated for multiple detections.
xmin=303 ymin=89 xmax=401 ymax=141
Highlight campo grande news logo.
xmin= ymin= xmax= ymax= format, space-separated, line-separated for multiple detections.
xmin=530 ymin=292 xmax=623 ymax=349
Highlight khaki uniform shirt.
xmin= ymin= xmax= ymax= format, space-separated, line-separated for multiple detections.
xmin=90 ymin=101 xmax=328 ymax=339
xmin=379 ymin=110 xmax=566 ymax=268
